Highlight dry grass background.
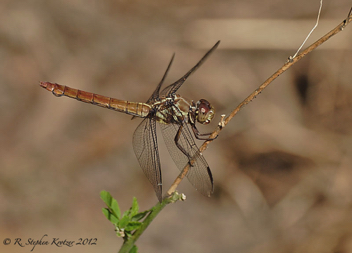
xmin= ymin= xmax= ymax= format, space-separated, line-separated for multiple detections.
xmin=0 ymin=0 xmax=352 ymax=252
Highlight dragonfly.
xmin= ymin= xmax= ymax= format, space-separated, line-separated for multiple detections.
xmin=40 ymin=41 xmax=220 ymax=202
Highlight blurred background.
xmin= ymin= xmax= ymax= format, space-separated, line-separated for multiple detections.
xmin=1 ymin=0 xmax=352 ymax=252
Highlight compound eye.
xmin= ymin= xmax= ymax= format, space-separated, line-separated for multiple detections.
xmin=196 ymin=99 xmax=215 ymax=124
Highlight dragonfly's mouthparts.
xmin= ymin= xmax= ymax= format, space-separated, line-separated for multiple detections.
xmin=196 ymin=99 xmax=215 ymax=124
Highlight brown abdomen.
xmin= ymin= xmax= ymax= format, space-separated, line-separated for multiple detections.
xmin=39 ymin=82 xmax=151 ymax=117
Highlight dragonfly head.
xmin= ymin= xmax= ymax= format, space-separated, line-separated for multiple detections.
xmin=195 ymin=99 xmax=215 ymax=125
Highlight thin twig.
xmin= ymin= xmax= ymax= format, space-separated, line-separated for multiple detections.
xmin=292 ymin=0 xmax=323 ymax=59
xmin=167 ymin=7 xmax=352 ymax=197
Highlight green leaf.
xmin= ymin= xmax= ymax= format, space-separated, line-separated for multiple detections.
xmin=130 ymin=245 xmax=138 ymax=253
xmin=131 ymin=197 xmax=139 ymax=217
xmin=119 ymin=215 xmax=130 ymax=229
xmin=125 ymin=231 xmax=133 ymax=238
xmin=131 ymin=210 xmax=150 ymax=221
xmin=111 ymin=198 xmax=121 ymax=219
xmin=102 ymin=208 xmax=119 ymax=224
xmin=125 ymin=221 xmax=142 ymax=231
xmin=101 ymin=191 xmax=121 ymax=219
xmin=102 ymin=207 xmax=110 ymax=220
xmin=123 ymin=208 xmax=131 ymax=218
xmin=100 ymin=191 xmax=113 ymax=207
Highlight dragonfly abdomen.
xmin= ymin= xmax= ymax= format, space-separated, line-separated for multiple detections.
xmin=39 ymin=82 xmax=151 ymax=117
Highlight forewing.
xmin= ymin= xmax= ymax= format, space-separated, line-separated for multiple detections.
xmin=160 ymin=41 xmax=220 ymax=97
xmin=160 ymin=122 xmax=213 ymax=197
xmin=133 ymin=118 xmax=162 ymax=202
xmin=146 ymin=53 xmax=175 ymax=103
xmin=131 ymin=54 xmax=175 ymax=120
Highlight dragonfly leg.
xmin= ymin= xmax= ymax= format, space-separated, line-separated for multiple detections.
xmin=191 ymin=124 xmax=217 ymax=141
xmin=174 ymin=125 xmax=194 ymax=165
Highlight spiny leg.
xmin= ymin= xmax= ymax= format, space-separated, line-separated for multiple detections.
xmin=191 ymin=124 xmax=217 ymax=141
xmin=174 ymin=124 xmax=195 ymax=167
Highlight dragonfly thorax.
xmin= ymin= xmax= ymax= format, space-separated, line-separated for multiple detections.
xmin=153 ymin=94 xmax=191 ymax=125
xmin=195 ymin=99 xmax=215 ymax=125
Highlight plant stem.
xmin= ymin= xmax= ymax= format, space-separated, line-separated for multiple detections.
xmin=118 ymin=192 xmax=181 ymax=253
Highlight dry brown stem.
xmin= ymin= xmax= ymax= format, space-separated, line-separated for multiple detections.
xmin=167 ymin=7 xmax=352 ymax=197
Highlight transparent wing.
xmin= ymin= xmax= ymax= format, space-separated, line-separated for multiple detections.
xmin=133 ymin=118 xmax=162 ymax=202
xmin=131 ymin=54 xmax=175 ymax=120
xmin=146 ymin=53 xmax=175 ymax=103
xmin=160 ymin=41 xmax=220 ymax=97
xmin=160 ymin=121 xmax=213 ymax=197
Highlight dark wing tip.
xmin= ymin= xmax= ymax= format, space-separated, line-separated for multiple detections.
xmin=155 ymin=183 xmax=163 ymax=202
xmin=207 ymin=166 xmax=214 ymax=196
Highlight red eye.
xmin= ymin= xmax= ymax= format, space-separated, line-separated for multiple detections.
xmin=196 ymin=99 xmax=215 ymax=124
